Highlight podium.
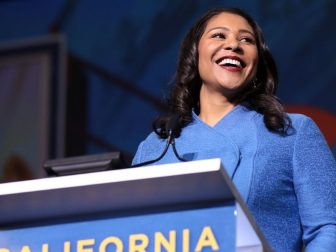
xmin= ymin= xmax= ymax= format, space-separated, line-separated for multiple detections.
xmin=0 ymin=158 xmax=272 ymax=251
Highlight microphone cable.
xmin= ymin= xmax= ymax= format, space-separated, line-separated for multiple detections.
xmin=130 ymin=131 xmax=173 ymax=168
xmin=131 ymin=115 xmax=187 ymax=168
xmin=170 ymin=137 xmax=187 ymax=162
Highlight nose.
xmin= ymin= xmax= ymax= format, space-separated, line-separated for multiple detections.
xmin=223 ymin=38 xmax=242 ymax=53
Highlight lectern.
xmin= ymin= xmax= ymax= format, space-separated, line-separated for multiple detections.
xmin=0 ymin=158 xmax=272 ymax=251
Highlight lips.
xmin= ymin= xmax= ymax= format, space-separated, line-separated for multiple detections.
xmin=216 ymin=56 xmax=246 ymax=69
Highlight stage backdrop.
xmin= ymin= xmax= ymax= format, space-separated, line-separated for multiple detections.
xmin=0 ymin=0 xmax=335 ymax=178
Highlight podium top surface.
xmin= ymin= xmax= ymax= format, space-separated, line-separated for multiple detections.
xmin=0 ymin=158 xmax=236 ymax=226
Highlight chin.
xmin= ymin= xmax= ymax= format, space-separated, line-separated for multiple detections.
xmin=219 ymin=82 xmax=250 ymax=97
xmin=219 ymin=83 xmax=245 ymax=90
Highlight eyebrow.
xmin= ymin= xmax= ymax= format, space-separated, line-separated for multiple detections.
xmin=206 ymin=26 xmax=255 ymax=37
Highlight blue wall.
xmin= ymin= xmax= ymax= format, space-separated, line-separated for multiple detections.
xmin=0 ymin=0 xmax=335 ymax=161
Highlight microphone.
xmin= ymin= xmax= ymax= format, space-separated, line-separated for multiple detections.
xmin=131 ymin=114 xmax=187 ymax=168
xmin=166 ymin=114 xmax=187 ymax=162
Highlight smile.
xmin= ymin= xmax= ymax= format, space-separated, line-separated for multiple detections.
xmin=216 ymin=56 xmax=246 ymax=69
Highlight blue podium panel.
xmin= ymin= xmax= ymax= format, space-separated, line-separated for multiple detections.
xmin=0 ymin=159 xmax=270 ymax=252
xmin=0 ymin=204 xmax=236 ymax=251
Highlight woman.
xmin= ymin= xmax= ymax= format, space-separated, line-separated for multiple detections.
xmin=132 ymin=8 xmax=336 ymax=251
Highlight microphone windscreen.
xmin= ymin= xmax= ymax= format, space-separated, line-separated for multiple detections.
xmin=166 ymin=114 xmax=180 ymax=136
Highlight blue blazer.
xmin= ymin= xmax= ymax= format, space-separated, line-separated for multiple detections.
xmin=132 ymin=105 xmax=336 ymax=251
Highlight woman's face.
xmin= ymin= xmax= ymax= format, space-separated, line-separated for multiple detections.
xmin=198 ymin=12 xmax=258 ymax=96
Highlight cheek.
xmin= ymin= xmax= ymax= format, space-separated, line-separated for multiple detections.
xmin=197 ymin=43 xmax=207 ymax=63
xmin=252 ymin=57 xmax=259 ymax=75
xmin=250 ymin=57 xmax=258 ymax=69
xmin=197 ymin=44 xmax=209 ymax=75
xmin=197 ymin=42 xmax=217 ymax=71
xmin=247 ymin=51 xmax=259 ymax=74
xmin=198 ymin=39 xmax=217 ymax=60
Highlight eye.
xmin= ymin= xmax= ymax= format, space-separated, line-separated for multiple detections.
xmin=240 ymin=37 xmax=255 ymax=44
xmin=211 ymin=32 xmax=226 ymax=39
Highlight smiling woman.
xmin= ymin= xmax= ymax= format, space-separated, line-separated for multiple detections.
xmin=197 ymin=12 xmax=259 ymax=126
xmin=131 ymin=7 xmax=336 ymax=252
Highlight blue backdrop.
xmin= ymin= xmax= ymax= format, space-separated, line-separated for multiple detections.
xmin=0 ymin=0 xmax=335 ymax=172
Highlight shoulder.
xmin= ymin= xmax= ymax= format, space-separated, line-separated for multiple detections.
xmin=287 ymin=113 xmax=323 ymax=137
xmin=137 ymin=131 xmax=165 ymax=153
xmin=285 ymin=113 xmax=334 ymax=162
xmin=132 ymin=132 xmax=165 ymax=165
xmin=248 ymin=111 xmax=326 ymax=154
xmin=287 ymin=113 xmax=313 ymax=126
xmin=251 ymin=110 xmax=319 ymax=136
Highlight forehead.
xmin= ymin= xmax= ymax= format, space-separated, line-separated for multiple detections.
xmin=204 ymin=12 xmax=254 ymax=33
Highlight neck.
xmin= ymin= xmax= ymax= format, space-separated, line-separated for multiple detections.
xmin=198 ymin=85 xmax=236 ymax=127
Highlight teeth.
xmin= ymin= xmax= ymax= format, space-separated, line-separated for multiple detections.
xmin=218 ymin=58 xmax=242 ymax=68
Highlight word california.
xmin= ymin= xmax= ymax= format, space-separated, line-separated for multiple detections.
xmin=0 ymin=226 xmax=220 ymax=252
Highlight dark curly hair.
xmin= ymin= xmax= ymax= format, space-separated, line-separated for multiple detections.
xmin=153 ymin=7 xmax=291 ymax=138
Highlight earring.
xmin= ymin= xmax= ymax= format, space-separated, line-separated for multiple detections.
xmin=252 ymin=78 xmax=258 ymax=88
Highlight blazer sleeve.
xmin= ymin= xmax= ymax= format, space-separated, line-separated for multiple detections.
xmin=293 ymin=116 xmax=336 ymax=251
